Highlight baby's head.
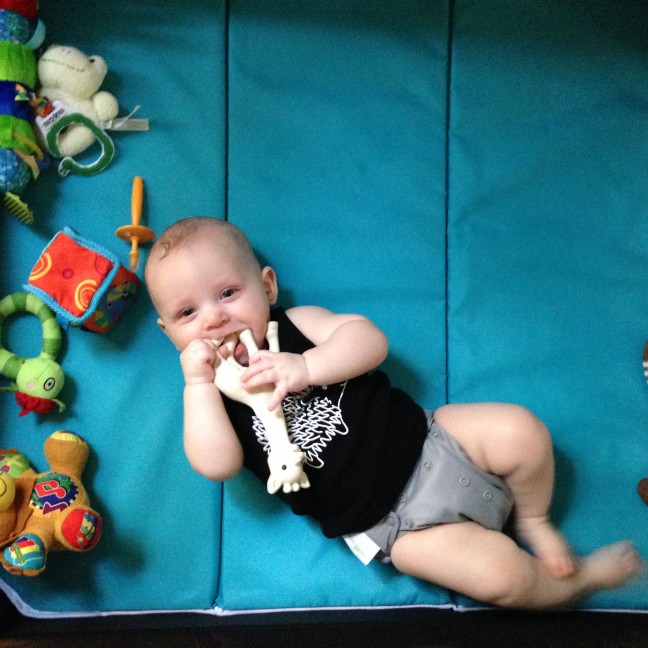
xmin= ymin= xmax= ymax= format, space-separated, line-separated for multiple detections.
xmin=145 ymin=217 xmax=278 ymax=351
xmin=147 ymin=217 xmax=257 ymax=269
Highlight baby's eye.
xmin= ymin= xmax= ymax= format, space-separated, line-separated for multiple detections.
xmin=220 ymin=288 xmax=237 ymax=300
xmin=178 ymin=307 xmax=195 ymax=319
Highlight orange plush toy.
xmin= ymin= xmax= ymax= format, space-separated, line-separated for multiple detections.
xmin=0 ymin=431 xmax=102 ymax=575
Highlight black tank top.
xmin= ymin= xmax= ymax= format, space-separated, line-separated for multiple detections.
xmin=223 ymin=307 xmax=428 ymax=537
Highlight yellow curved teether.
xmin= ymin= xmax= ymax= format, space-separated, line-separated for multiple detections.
xmin=116 ymin=176 xmax=155 ymax=270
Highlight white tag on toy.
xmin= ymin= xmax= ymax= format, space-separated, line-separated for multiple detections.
xmin=106 ymin=118 xmax=149 ymax=131
xmin=104 ymin=105 xmax=150 ymax=131
xmin=343 ymin=532 xmax=381 ymax=565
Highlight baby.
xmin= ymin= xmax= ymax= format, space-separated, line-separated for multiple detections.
xmin=145 ymin=216 xmax=643 ymax=609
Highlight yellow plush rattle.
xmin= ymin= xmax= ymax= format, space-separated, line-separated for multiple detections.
xmin=116 ymin=176 xmax=155 ymax=270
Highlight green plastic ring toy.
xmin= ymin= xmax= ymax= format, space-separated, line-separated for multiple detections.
xmin=0 ymin=292 xmax=66 ymax=416
xmin=46 ymin=112 xmax=115 ymax=177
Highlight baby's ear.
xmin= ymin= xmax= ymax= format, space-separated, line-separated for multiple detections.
xmin=262 ymin=266 xmax=279 ymax=305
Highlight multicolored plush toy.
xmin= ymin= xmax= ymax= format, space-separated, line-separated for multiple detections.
xmin=34 ymin=44 xmax=118 ymax=176
xmin=26 ymin=226 xmax=139 ymax=333
xmin=0 ymin=430 xmax=102 ymax=576
xmin=0 ymin=0 xmax=47 ymax=224
xmin=0 ymin=292 xmax=66 ymax=416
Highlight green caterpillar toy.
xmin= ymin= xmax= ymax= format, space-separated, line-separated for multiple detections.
xmin=0 ymin=292 xmax=66 ymax=416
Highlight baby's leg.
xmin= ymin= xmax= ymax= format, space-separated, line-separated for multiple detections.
xmin=390 ymin=521 xmax=642 ymax=609
xmin=434 ymin=402 xmax=573 ymax=577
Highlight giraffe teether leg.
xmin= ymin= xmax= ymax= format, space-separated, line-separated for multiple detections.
xmin=266 ymin=320 xmax=280 ymax=352
xmin=238 ymin=329 xmax=259 ymax=355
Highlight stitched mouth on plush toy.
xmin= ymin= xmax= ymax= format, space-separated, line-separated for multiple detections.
xmin=39 ymin=57 xmax=88 ymax=73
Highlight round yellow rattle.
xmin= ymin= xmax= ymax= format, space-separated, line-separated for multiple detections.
xmin=116 ymin=176 xmax=155 ymax=270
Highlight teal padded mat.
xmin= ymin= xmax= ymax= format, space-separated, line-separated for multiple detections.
xmin=219 ymin=0 xmax=452 ymax=611
xmin=0 ymin=0 xmax=227 ymax=614
xmin=0 ymin=0 xmax=646 ymax=617
xmin=447 ymin=1 xmax=648 ymax=610
xmin=219 ymin=0 xmax=648 ymax=613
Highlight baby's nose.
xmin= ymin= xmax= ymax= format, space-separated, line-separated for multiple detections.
xmin=203 ymin=305 xmax=227 ymax=330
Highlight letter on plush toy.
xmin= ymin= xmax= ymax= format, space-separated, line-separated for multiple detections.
xmin=213 ymin=322 xmax=310 ymax=494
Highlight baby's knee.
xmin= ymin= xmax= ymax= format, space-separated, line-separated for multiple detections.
xmin=501 ymin=405 xmax=552 ymax=457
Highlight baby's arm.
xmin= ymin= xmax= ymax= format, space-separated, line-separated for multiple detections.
xmin=241 ymin=306 xmax=389 ymax=409
xmin=181 ymin=339 xmax=244 ymax=481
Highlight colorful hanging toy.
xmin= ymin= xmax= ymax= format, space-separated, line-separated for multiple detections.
xmin=116 ymin=176 xmax=155 ymax=271
xmin=0 ymin=292 xmax=66 ymax=416
xmin=0 ymin=0 xmax=47 ymax=225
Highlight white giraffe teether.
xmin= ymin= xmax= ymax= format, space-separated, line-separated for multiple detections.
xmin=213 ymin=321 xmax=310 ymax=495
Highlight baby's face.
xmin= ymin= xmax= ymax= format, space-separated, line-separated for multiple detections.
xmin=147 ymin=236 xmax=277 ymax=353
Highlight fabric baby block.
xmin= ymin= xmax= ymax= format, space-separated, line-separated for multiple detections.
xmin=26 ymin=227 xmax=138 ymax=333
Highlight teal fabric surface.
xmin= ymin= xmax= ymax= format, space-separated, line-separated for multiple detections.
xmin=447 ymin=2 xmax=648 ymax=610
xmin=219 ymin=0 xmax=451 ymax=610
xmin=0 ymin=0 xmax=226 ymax=613
xmin=0 ymin=0 xmax=646 ymax=617
xmin=221 ymin=0 xmax=648 ymax=612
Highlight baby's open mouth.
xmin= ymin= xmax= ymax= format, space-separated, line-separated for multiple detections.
xmin=232 ymin=339 xmax=249 ymax=365
xmin=213 ymin=333 xmax=252 ymax=366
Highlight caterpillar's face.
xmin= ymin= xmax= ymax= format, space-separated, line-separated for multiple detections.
xmin=16 ymin=358 xmax=64 ymax=398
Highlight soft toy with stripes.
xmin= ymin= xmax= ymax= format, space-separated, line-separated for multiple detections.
xmin=0 ymin=292 xmax=66 ymax=416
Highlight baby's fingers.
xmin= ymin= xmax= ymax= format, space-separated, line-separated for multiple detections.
xmin=267 ymin=385 xmax=288 ymax=412
xmin=241 ymin=359 xmax=275 ymax=385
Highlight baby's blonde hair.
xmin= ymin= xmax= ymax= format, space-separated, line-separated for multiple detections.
xmin=146 ymin=217 xmax=260 ymax=275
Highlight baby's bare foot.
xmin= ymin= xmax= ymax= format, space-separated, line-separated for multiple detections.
xmin=516 ymin=516 xmax=576 ymax=578
xmin=580 ymin=541 xmax=644 ymax=592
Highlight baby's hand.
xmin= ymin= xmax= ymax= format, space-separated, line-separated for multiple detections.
xmin=180 ymin=339 xmax=218 ymax=385
xmin=242 ymin=351 xmax=310 ymax=411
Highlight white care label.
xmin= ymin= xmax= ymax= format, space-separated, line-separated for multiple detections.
xmin=342 ymin=532 xmax=381 ymax=565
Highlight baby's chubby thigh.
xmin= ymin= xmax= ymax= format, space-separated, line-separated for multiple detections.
xmin=390 ymin=520 xmax=527 ymax=603
xmin=433 ymin=402 xmax=552 ymax=478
